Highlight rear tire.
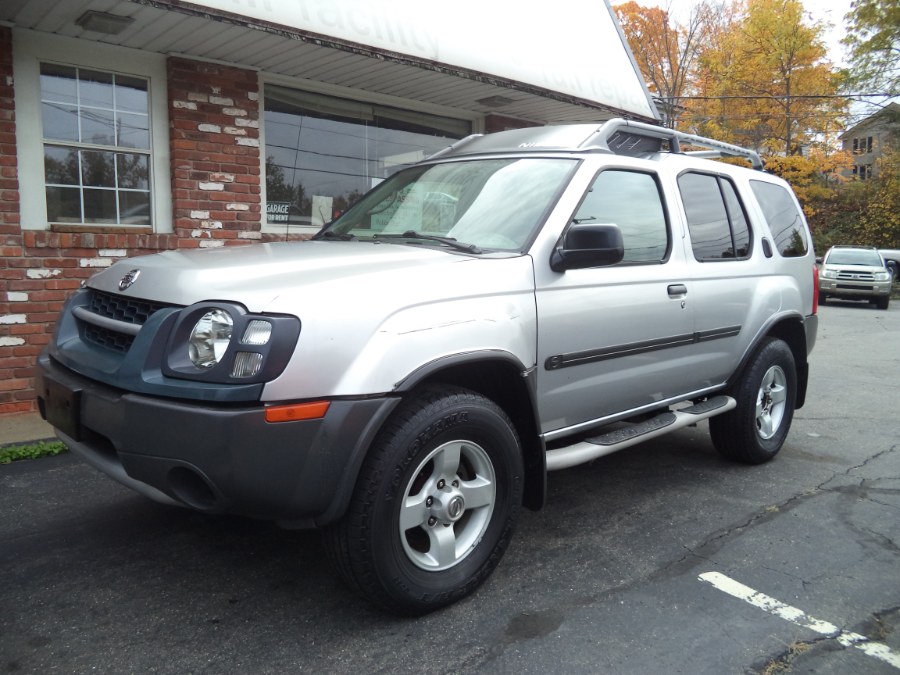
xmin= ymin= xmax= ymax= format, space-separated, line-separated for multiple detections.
xmin=325 ymin=385 xmax=523 ymax=615
xmin=710 ymin=338 xmax=797 ymax=464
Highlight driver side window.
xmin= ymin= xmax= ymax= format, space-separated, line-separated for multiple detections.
xmin=573 ymin=170 xmax=669 ymax=263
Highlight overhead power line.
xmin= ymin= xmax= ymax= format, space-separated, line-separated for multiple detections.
xmin=656 ymin=93 xmax=895 ymax=100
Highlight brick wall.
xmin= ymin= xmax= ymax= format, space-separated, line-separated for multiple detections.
xmin=0 ymin=40 xmax=269 ymax=415
xmin=167 ymin=57 xmax=263 ymax=248
xmin=0 ymin=26 xmax=30 ymax=414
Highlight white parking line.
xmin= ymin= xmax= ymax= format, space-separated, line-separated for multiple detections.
xmin=699 ymin=571 xmax=900 ymax=670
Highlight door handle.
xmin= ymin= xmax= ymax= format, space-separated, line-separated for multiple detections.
xmin=668 ymin=284 xmax=688 ymax=296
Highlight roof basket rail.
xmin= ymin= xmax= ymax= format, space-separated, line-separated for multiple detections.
xmin=586 ymin=119 xmax=763 ymax=170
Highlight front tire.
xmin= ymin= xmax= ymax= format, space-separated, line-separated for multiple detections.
xmin=325 ymin=386 xmax=523 ymax=615
xmin=710 ymin=338 xmax=797 ymax=464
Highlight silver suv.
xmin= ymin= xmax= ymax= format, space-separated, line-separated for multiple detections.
xmin=818 ymin=245 xmax=892 ymax=309
xmin=37 ymin=120 xmax=819 ymax=614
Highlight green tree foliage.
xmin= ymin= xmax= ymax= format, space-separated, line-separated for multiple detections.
xmin=842 ymin=0 xmax=900 ymax=95
xmin=855 ymin=148 xmax=900 ymax=247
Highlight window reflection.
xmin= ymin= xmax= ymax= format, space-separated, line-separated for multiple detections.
xmin=264 ymin=85 xmax=469 ymax=229
xmin=679 ymin=172 xmax=753 ymax=261
xmin=40 ymin=63 xmax=151 ymax=226
xmin=750 ymin=180 xmax=808 ymax=257
xmin=573 ymin=170 xmax=668 ymax=263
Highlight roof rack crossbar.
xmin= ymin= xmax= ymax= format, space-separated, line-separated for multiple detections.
xmin=427 ymin=133 xmax=484 ymax=160
xmin=586 ymin=119 xmax=763 ymax=170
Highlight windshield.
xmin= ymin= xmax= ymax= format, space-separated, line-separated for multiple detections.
xmin=827 ymin=249 xmax=883 ymax=266
xmin=320 ymin=158 xmax=578 ymax=251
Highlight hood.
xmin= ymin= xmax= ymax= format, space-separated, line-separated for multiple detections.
xmin=86 ymin=240 xmax=485 ymax=312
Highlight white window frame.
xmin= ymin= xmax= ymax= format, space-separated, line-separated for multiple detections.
xmin=14 ymin=29 xmax=172 ymax=232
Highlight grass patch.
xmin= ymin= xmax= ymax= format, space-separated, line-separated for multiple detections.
xmin=0 ymin=440 xmax=68 ymax=464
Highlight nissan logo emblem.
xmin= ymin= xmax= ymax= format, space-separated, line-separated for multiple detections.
xmin=448 ymin=495 xmax=465 ymax=520
xmin=118 ymin=269 xmax=141 ymax=291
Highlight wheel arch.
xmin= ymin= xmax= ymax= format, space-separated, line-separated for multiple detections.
xmin=734 ymin=314 xmax=810 ymax=409
xmin=396 ymin=352 xmax=546 ymax=511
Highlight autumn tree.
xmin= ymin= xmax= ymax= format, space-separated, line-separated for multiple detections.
xmin=842 ymin=0 xmax=900 ymax=98
xmin=614 ymin=1 xmax=722 ymax=127
xmin=687 ymin=0 xmax=846 ymax=154
xmin=763 ymin=150 xmax=852 ymax=222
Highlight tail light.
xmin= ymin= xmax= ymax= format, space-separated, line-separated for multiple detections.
xmin=812 ymin=264 xmax=819 ymax=314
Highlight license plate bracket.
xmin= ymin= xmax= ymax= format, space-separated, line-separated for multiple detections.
xmin=41 ymin=377 xmax=82 ymax=442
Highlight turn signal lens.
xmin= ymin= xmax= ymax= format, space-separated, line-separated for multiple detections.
xmin=242 ymin=320 xmax=272 ymax=345
xmin=265 ymin=401 xmax=331 ymax=423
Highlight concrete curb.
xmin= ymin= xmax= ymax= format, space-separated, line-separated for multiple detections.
xmin=0 ymin=412 xmax=57 ymax=447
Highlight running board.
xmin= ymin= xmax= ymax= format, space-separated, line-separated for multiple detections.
xmin=545 ymin=396 xmax=736 ymax=471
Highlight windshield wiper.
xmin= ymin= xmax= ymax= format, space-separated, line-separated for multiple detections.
xmin=375 ymin=230 xmax=482 ymax=254
xmin=312 ymin=230 xmax=356 ymax=241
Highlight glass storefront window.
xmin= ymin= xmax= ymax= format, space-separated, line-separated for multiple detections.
xmin=263 ymin=85 xmax=470 ymax=230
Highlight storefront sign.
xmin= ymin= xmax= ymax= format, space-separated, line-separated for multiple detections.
xmin=267 ymin=201 xmax=291 ymax=223
xmin=182 ymin=0 xmax=656 ymax=119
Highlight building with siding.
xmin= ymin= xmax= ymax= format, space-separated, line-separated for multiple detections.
xmin=839 ymin=102 xmax=900 ymax=181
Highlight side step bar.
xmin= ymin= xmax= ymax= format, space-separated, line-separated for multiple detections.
xmin=545 ymin=396 xmax=736 ymax=471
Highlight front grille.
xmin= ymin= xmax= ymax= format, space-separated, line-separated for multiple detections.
xmin=79 ymin=290 xmax=178 ymax=353
xmin=88 ymin=290 xmax=174 ymax=325
xmin=82 ymin=323 xmax=136 ymax=353
xmin=836 ymin=271 xmax=875 ymax=281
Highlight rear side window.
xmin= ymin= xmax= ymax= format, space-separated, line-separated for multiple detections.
xmin=678 ymin=172 xmax=752 ymax=261
xmin=750 ymin=180 xmax=809 ymax=257
xmin=572 ymin=169 xmax=668 ymax=263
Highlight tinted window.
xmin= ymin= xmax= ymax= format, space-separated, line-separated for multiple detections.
xmin=572 ymin=170 xmax=668 ymax=263
xmin=721 ymin=180 xmax=751 ymax=257
xmin=678 ymin=172 xmax=752 ymax=261
xmin=750 ymin=180 xmax=809 ymax=257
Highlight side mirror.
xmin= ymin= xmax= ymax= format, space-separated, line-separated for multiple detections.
xmin=550 ymin=222 xmax=624 ymax=272
xmin=815 ymin=256 xmax=823 ymax=265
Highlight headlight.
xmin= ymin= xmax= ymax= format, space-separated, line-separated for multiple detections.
xmin=189 ymin=309 xmax=234 ymax=368
xmin=821 ymin=269 xmax=838 ymax=279
xmin=874 ymin=271 xmax=890 ymax=281
xmin=164 ymin=302 xmax=300 ymax=384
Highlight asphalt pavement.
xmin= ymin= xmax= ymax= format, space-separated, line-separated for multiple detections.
xmin=2 ymin=299 xmax=898 ymax=674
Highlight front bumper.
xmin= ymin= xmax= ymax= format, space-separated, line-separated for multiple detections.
xmin=819 ymin=278 xmax=892 ymax=299
xmin=37 ymin=354 xmax=399 ymax=527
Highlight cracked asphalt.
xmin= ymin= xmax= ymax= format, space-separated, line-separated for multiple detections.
xmin=2 ymin=300 xmax=898 ymax=674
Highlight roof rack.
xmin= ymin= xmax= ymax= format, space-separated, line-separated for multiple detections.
xmin=427 ymin=119 xmax=763 ymax=170
xmin=585 ymin=119 xmax=763 ymax=170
